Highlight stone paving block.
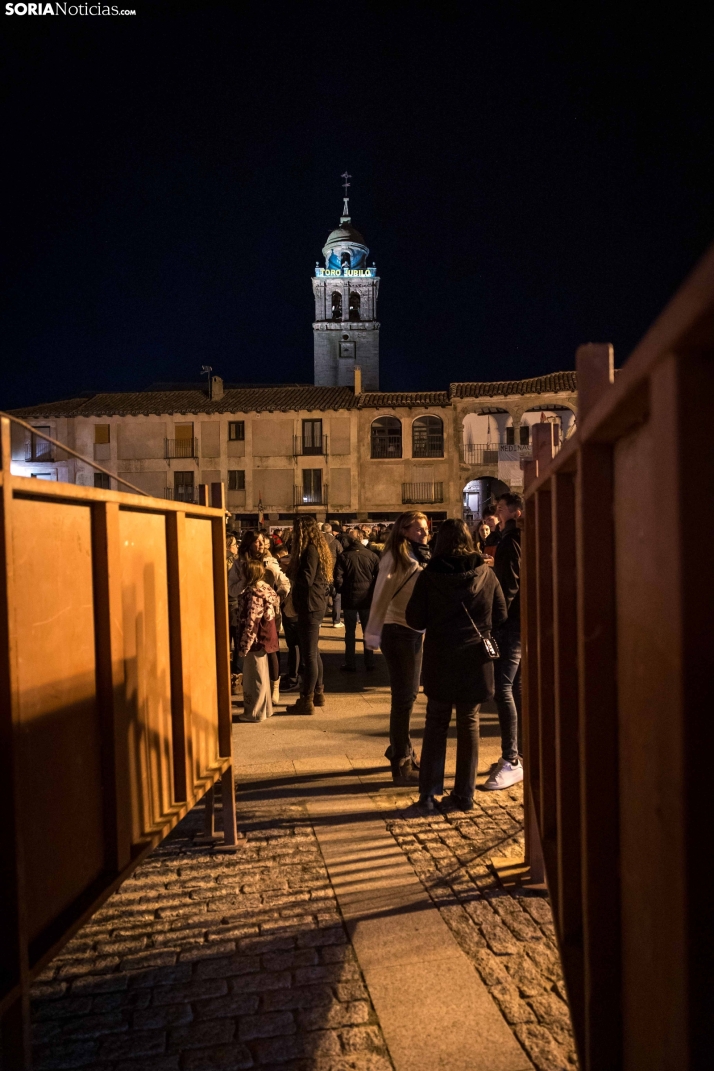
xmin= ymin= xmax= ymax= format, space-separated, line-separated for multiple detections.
xmin=32 ymin=996 xmax=93 ymax=1020
xmin=61 ymin=1010 xmax=128 ymax=1037
xmin=33 ymin=1038 xmax=99 ymax=1069
xmin=181 ymin=1043 xmax=255 ymax=1069
xmin=193 ymin=992 xmax=261 ymax=1018
xmin=30 ymin=980 xmax=68 ymax=1001
xmin=56 ymin=955 xmax=120 ymax=979
xmin=514 ymin=1022 xmax=572 ymax=1071
xmin=180 ymin=940 xmax=237 ymax=961
xmin=528 ymin=991 xmax=573 ymax=1030
xmin=505 ymin=950 xmax=551 ymax=997
xmin=122 ymin=949 xmax=179 ymax=971
xmin=262 ymin=948 xmax=319 ymax=971
xmin=261 ymin=983 xmax=334 ymax=1012
xmin=153 ymin=978 xmax=228 ymax=1004
xmin=230 ymin=970 xmax=292 ymax=994
xmin=127 ymin=962 xmax=193 ymax=988
xmin=98 ymin=1027 xmax=166 ymax=1059
xmin=168 ymin=1017 xmax=236 ymax=1051
xmin=489 ymin=983 xmax=537 ymax=1025
xmin=134 ymin=1002 xmax=194 ymax=1030
xmin=339 ymin=1025 xmax=388 ymax=1054
xmin=195 ymin=953 xmax=261 ymax=979
xmin=238 ymin=1010 xmax=296 ymax=1040
xmin=334 ymin=980 xmax=369 ymax=1002
xmin=92 ymin=987 xmax=153 ymax=1013
xmin=297 ymin=1000 xmax=370 ymax=1031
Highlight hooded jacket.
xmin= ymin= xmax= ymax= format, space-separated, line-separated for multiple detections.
xmin=405 ymin=552 xmax=507 ymax=702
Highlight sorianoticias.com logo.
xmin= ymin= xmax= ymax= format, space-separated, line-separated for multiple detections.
xmin=5 ymin=3 xmax=137 ymax=13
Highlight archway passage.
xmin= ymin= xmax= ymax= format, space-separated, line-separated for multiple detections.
xmin=462 ymin=476 xmax=509 ymax=524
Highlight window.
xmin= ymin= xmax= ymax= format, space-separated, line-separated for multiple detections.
xmin=228 ymin=470 xmax=245 ymax=491
xmin=331 ymin=292 xmax=342 ymax=320
xmin=412 ymin=415 xmax=444 ymax=458
xmin=174 ymin=470 xmax=194 ymax=502
xmin=228 ymin=421 xmax=245 ymax=441
xmin=371 ymin=417 xmax=402 ymax=459
xmin=175 ymin=423 xmax=193 ymax=440
xmin=506 ymin=427 xmax=515 ymax=445
xmin=302 ymin=469 xmax=323 ymax=504
xmin=519 ymin=424 xmax=530 ymax=445
xmin=28 ymin=426 xmax=53 ymax=461
xmin=348 ymin=291 xmax=361 ymax=321
xmin=302 ymin=419 xmax=323 ymax=455
xmin=94 ymin=473 xmax=111 ymax=489
xmin=339 ymin=340 xmax=356 ymax=359
xmin=94 ymin=424 xmax=110 ymax=444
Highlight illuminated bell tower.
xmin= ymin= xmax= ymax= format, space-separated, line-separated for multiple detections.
xmin=312 ymin=173 xmax=380 ymax=390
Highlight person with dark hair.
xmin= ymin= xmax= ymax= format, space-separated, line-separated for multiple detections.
xmin=485 ymin=491 xmax=525 ymax=790
xmin=482 ymin=507 xmax=500 ymax=558
xmin=365 ymin=510 xmax=430 ymax=783
xmin=406 ymin=519 xmax=507 ymax=810
xmin=334 ymin=531 xmax=380 ymax=671
xmin=286 ymin=517 xmax=333 ymax=715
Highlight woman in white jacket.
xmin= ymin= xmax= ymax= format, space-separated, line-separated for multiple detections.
xmin=365 ymin=511 xmax=430 ymax=783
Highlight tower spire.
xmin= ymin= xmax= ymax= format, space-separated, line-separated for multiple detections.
xmin=340 ymin=170 xmax=351 ymax=223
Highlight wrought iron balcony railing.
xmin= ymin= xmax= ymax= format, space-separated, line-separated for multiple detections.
xmin=294 ymin=484 xmax=328 ymax=507
xmin=165 ymin=437 xmax=198 ymax=459
xmin=402 ymin=482 xmax=444 ymax=504
xmin=460 ymin=443 xmax=533 ymax=465
xmin=25 ymin=440 xmax=55 ymax=462
xmin=293 ymin=434 xmax=328 ymax=458
xmin=164 ymin=486 xmax=199 ymax=503
xmin=371 ymin=435 xmax=403 ymax=459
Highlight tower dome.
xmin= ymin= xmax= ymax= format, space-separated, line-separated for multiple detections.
xmin=322 ymin=221 xmax=369 ymax=271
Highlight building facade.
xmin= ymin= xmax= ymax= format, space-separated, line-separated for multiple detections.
xmin=9 ymin=192 xmax=578 ymax=523
xmin=10 ymin=372 xmax=577 ymax=525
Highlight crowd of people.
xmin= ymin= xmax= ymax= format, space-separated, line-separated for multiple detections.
xmin=225 ymin=495 xmax=524 ymax=812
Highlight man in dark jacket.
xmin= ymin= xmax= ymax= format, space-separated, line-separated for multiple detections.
xmin=334 ymin=533 xmax=380 ymax=671
xmin=486 ymin=492 xmax=524 ymax=791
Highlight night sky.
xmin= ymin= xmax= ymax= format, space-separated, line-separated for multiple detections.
xmin=3 ymin=2 xmax=713 ymax=409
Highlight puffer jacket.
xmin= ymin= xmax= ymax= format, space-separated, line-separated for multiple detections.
xmin=405 ymin=552 xmax=507 ymax=702
xmin=334 ymin=542 xmax=380 ymax=610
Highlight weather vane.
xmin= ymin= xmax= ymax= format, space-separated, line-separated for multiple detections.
xmin=341 ymin=170 xmax=351 ymax=221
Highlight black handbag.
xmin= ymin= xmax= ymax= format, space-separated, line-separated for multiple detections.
xmin=461 ymin=601 xmax=500 ymax=661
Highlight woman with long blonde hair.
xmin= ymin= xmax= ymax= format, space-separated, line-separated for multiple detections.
xmin=286 ymin=516 xmax=334 ymax=715
xmin=365 ymin=510 xmax=430 ymax=782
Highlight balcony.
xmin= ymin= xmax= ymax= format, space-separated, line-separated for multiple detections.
xmin=412 ymin=441 xmax=444 ymax=459
xmin=402 ymin=482 xmax=444 ymax=504
xmin=294 ymin=484 xmax=328 ymax=508
xmin=25 ymin=439 xmax=55 ymax=462
xmin=293 ymin=435 xmax=329 ymax=458
xmin=165 ymin=437 xmax=198 ymax=459
xmin=371 ymin=435 xmax=403 ymax=459
xmin=460 ymin=443 xmax=533 ymax=465
xmin=164 ymin=487 xmax=200 ymax=504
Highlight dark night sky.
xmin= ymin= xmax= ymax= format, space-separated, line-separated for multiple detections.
xmin=2 ymin=1 xmax=713 ymax=409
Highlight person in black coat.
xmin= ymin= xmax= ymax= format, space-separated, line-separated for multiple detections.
xmin=334 ymin=532 xmax=380 ymax=670
xmin=405 ymin=518 xmax=507 ymax=811
xmin=285 ymin=517 xmax=333 ymax=715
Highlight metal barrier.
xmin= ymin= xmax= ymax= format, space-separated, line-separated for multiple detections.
xmin=0 ymin=416 xmax=237 ymax=1068
xmin=502 ymin=243 xmax=714 ymax=1070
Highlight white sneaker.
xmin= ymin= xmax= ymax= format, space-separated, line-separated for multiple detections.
xmin=483 ymin=758 xmax=524 ymax=791
xmin=332 ymin=621 xmax=344 ymax=628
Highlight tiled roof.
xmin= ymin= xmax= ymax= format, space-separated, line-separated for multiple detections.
xmin=357 ymin=391 xmax=450 ymax=408
xmin=450 ymin=372 xmax=577 ymax=398
xmin=9 ymin=386 xmax=359 ymax=419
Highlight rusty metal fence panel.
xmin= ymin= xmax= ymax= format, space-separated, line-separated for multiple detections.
xmin=0 ymin=417 xmax=236 ymax=1068
xmin=514 ymin=245 xmax=714 ymax=1070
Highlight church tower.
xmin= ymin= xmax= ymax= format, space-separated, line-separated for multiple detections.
xmin=312 ymin=174 xmax=380 ymax=390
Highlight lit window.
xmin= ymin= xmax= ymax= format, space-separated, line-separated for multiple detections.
xmin=228 ymin=421 xmax=245 ymax=441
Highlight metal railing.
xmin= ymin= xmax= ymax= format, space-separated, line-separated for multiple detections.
xmin=402 ymin=481 xmax=444 ymax=504
xmin=25 ymin=439 xmax=55 ymax=462
xmin=294 ymin=484 xmax=328 ymax=507
xmin=165 ymin=437 xmax=198 ymax=459
xmin=371 ymin=435 xmax=403 ymax=459
xmin=164 ymin=486 xmax=200 ymax=503
xmin=412 ymin=438 xmax=444 ymax=458
xmin=460 ymin=442 xmax=533 ymax=465
xmin=293 ymin=434 xmax=328 ymax=458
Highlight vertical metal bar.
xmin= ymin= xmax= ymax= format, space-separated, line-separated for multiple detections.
xmin=0 ymin=417 xmax=32 ymax=1069
xmin=203 ymin=786 xmax=215 ymax=836
xmin=166 ymin=510 xmax=192 ymax=802
xmin=91 ymin=501 xmax=132 ymax=874
xmin=576 ymin=441 xmax=621 ymax=1070
xmin=521 ymin=499 xmax=545 ymax=882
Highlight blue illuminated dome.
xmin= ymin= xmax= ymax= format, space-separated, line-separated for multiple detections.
xmin=322 ymin=221 xmax=369 ymax=271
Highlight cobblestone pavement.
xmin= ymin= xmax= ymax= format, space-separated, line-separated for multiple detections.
xmin=30 ymin=799 xmax=393 ymax=1071
xmin=378 ymin=785 xmax=578 ymax=1071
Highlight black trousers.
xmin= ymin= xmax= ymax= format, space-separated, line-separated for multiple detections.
xmin=380 ymin=623 xmax=423 ymax=762
xmin=282 ymin=615 xmax=301 ymax=683
xmin=419 ymin=698 xmax=480 ymax=801
xmin=297 ymin=611 xmax=324 ymax=696
xmin=343 ymin=606 xmax=375 ymax=669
